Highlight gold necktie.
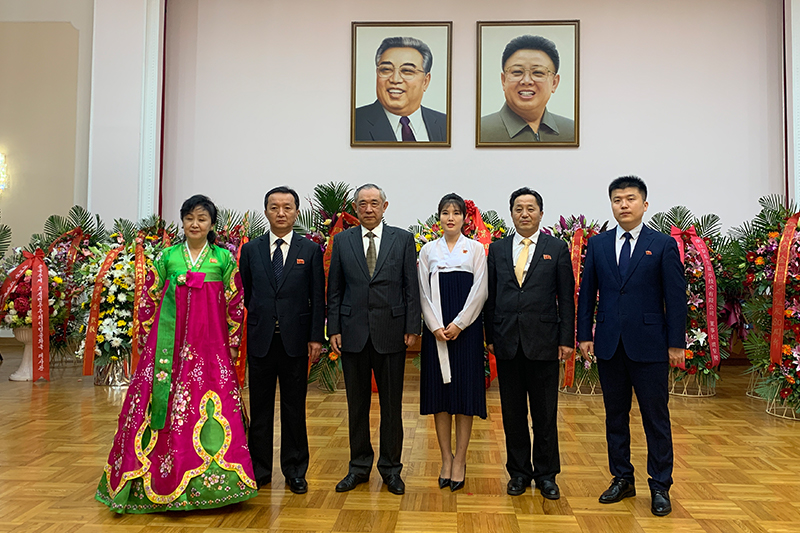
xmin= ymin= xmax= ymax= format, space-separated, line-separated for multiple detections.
xmin=366 ymin=231 xmax=377 ymax=276
xmin=515 ymin=238 xmax=532 ymax=286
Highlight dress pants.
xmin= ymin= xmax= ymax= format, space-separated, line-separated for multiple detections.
xmin=341 ymin=337 xmax=406 ymax=478
xmin=597 ymin=340 xmax=673 ymax=491
xmin=496 ymin=346 xmax=560 ymax=483
xmin=248 ymin=332 xmax=309 ymax=482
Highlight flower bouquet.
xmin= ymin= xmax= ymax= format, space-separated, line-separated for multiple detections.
xmin=295 ymin=182 xmax=359 ymax=392
xmin=650 ymin=206 xmax=731 ymax=396
xmin=409 ymin=201 xmax=509 ymax=388
xmin=75 ymin=216 xmax=178 ymax=385
xmin=543 ymin=215 xmax=608 ymax=395
xmin=731 ymin=195 xmax=800 ymax=418
xmin=0 ymin=247 xmax=73 ymax=381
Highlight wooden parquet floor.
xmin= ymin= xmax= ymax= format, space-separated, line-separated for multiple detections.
xmin=1 ymin=343 xmax=799 ymax=533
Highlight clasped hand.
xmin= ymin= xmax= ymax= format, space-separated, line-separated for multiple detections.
xmin=433 ymin=323 xmax=462 ymax=342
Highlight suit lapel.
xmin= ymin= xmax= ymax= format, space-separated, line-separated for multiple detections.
xmin=368 ymin=101 xmax=396 ymax=141
xmin=604 ymin=230 xmax=622 ymax=286
xmin=258 ymin=234 xmax=277 ymax=289
xmin=622 ymin=225 xmax=654 ymax=286
xmin=504 ymin=236 xmax=516 ymax=280
xmin=372 ymin=224 xmax=394 ymax=278
xmin=522 ymin=232 xmax=546 ymax=286
xmin=347 ymin=229 xmax=371 ymax=279
xmin=276 ymin=235 xmax=301 ymax=291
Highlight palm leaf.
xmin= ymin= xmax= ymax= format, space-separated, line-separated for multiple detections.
xmin=215 ymin=208 xmax=245 ymax=234
xmin=693 ymin=213 xmax=721 ymax=239
xmin=112 ymin=218 xmax=138 ymax=243
xmin=0 ymin=224 xmax=11 ymax=258
xmin=312 ymin=182 xmax=356 ymax=218
xmin=295 ymin=209 xmax=322 ymax=234
xmin=245 ymin=211 xmax=268 ymax=239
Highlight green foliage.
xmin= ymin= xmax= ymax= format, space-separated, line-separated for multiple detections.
xmin=649 ymin=205 xmax=720 ymax=239
xmin=0 ymin=223 xmax=11 ymax=259
xmin=295 ymin=182 xmax=356 ymax=235
xmin=28 ymin=205 xmax=106 ymax=251
xmin=111 ymin=218 xmax=138 ymax=243
xmin=307 ymin=354 xmax=341 ymax=393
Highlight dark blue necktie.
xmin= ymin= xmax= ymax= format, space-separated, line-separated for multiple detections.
xmin=273 ymin=238 xmax=284 ymax=283
xmin=400 ymin=116 xmax=416 ymax=141
xmin=618 ymin=232 xmax=632 ymax=278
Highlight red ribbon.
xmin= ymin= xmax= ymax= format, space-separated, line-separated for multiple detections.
xmin=0 ymin=250 xmax=50 ymax=381
xmin=323 ymin=212 xmax=359 ymax=290
xmin=473 ymin=209 xmax=492 ymax=257
xmin=562 ymin=229 xmax=585 ymax=387
xmin=770 ymin=213 xmax=800 ymax=365
xmin=670 ymin=225 xmax=719 ymax=369
xmin=234 ymin=235 xmax=249 ymax=388
xmin=130 ymin=236 xmax=147 ymax=374
xmin=82 ymin=246 xmax=125 ymax=375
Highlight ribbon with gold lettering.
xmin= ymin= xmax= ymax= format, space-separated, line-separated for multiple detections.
xmin=48 ymin=227 xmax=84 ymax=340
xmin=129 ymin=236 xmax=147 ymax=375
xmin=770 ymin=213 xmax=800 ymax=365
xmin=0 ymin=250 xmax=51 ymax=381
xmin=670 ymin=225 xmax=719 ymax=368
xmin=234 ymin=235 xmax=249 ymax=387
xmin=562 ymin=228 xmax=585 ymax=387
xmin=323 ymin=212 xmax=360 ymax=285
xmin=82 ymin=246 xmax=125 ymax=375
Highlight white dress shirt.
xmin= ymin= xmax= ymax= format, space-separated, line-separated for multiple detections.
xmin=512 ymin=230 xmax=541 ymax=277
xmin=418 ymin=234 xmax=488 ymax=384
xmin=383 ymin=106 xmax=430 ymax=142
xmin=361 ymin=224 xmax=383 ymax=257
xmin=615 ymin=223 xmax=643 ymax=264
xmin=269 ymin=230 xmax=293 ymax=265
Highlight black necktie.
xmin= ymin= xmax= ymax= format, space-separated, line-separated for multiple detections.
xmin=618 ymin=232 xmax=632 ymax=278
xmin=273 ymin=238 xmax=284 ymax=283
xmin=400 ymin=116 xmax=416 ymax=141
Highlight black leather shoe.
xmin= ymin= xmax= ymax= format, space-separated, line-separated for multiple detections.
xmin=383 ymin=474 xmax=405 ymax=495
xmin=438 ymin=477 xmax=450 ymax=489
xmin=286 ymin=477 xmax=308 ymax=494
xmin=335 ymin=473 xmax=369 ymax=492
xmin=450 ymin=464 xmax=466 ymax=492
xmin=599 ymin=477 xmax=636 ymax=503
xmin=535 ymin=479 xmax=560 ymax=500
xmin=507 ymin=477 xmax=528 ymax=496
xmin=256 ymin=476 xmax=271 ymax=490
xmin=651 ymin=490 xmax=672 ymax=516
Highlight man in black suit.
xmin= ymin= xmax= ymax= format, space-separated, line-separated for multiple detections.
xmin=327 ymin=183 xmax=421 ymax=495
xmin=485 ymin=188 xmax=574 ymax=499
xmin=578 ymin=176 xmax=686 ymax=516
xmin=239 ymin=186 xmax=325 ymax=495
xmin=354 ymin=36 xmax=447 ymax=143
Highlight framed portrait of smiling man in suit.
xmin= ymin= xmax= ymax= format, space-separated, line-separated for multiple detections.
xmin=351 ymin=22 xmax=452 ymax=147
xmin=477 ymin=21 xmax=579 ymax=147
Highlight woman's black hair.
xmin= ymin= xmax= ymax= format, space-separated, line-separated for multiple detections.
xmin=437 ymin=192 xmax=466 ymax=218
xmin=180 ymin=194 xmax=218 ymax=245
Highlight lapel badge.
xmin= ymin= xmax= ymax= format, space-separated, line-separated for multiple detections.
xmin=462 ymin=249 xmax=468 ymax=254
xmin=296 ymin=258 xmax=305 ymax=264
xmin=543 ymin=254 xmax=552 ymax=260
xmin=645 ymin=250 xmax=652 ymax=255
xmin=209 ymin=258 xmax=218 ymax=263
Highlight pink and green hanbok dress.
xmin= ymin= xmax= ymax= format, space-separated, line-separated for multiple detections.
xmin=96 ymin=243 xmax=258 ymax=513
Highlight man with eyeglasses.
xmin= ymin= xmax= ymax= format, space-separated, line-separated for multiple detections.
xmin=328 ymin=184 xmax=421 ymax=495
xmin=354 ymin=36 xmax=447 ymax=142
xmin=480 ymin=35 xmax=575 ymax=143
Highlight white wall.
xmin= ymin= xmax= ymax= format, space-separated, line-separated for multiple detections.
xmin=0 ymin=0 xmax=93 ymax=210
xmin=160 ymin=0 xmax=785 ymax=231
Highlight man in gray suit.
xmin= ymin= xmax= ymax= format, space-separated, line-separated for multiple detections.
xmin=328 ymin=183 xmax=421 ymax=495
xmin=354 ymin=36 xmax=447 ymax=143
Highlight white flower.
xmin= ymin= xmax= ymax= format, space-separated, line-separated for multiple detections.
xmin=108 ymin=284 xmax=118 ymax=294
xmin=110 ymin=338 xmax=123 ymax=348
xmin=3 ymin=315 xmax=12 ymax=324
xmin=48 ymin=298 xmax=55 ymax=306
xmin=691 ymin=328 xmax=707 ymax=346
xmin=117 ymin=293 xmax=127 ymax=303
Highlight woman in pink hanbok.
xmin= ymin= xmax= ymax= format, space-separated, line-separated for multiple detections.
xmin=96 ymin=195 xmax=258 ymax=513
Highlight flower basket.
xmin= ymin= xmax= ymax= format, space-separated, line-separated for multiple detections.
xmin=93 ymin=350 xmax=131 ymax=387
xmin=765 ymin=391 xmax=800 ymax=420
xmin=669 ymin=368 xmax=716 ymax=397
xmin=745 ymin=368 xmax=766 ymax=399
xmin=559 ymin=362 xmax=602 ymax=395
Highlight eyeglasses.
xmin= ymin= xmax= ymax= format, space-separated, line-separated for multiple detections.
xmin=377 ymin=65 xmax=425 ymax=81
xmin=503 ymin=65 xmax=555 ymax=82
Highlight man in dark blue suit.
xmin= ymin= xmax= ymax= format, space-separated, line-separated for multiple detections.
xmin=577 ymin=176 xmax=686 ymax=517
xmin=239 ymin=186 xmax=326 ymax=494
